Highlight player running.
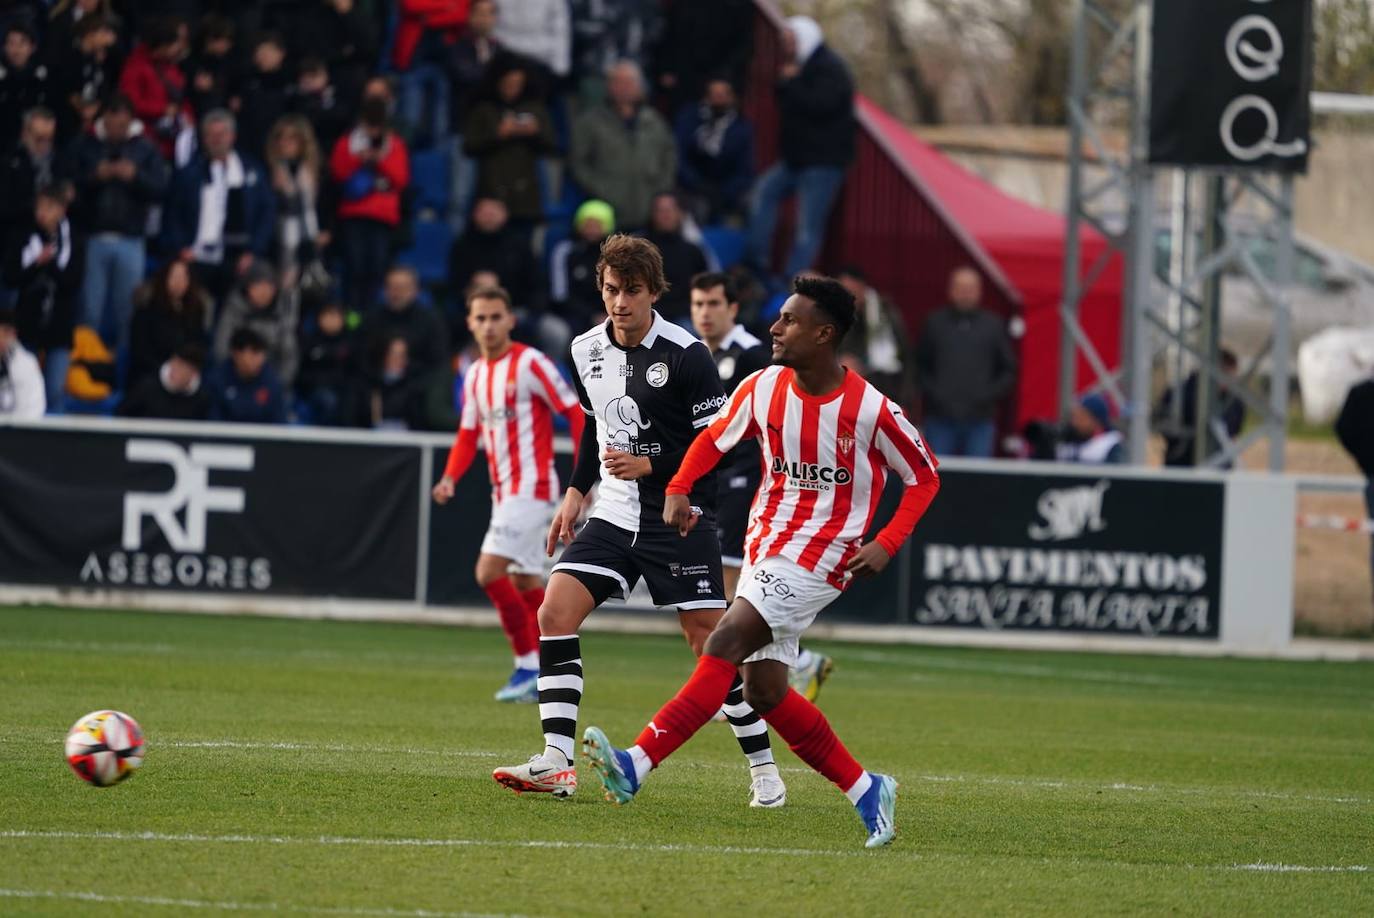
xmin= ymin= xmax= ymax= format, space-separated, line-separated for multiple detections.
xmin=491 ymin=235 xmax=785 ymax=806
xmin=433 ymin=287 xmax=585 ymax=703
xmin=690 ymin=272 xmax=835 ymax=703
xmin=582 ymin=276 xmax=940 ymax=847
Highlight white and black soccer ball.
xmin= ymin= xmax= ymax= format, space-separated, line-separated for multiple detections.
xmin=64 ymin=710 xmax=145 ymax=787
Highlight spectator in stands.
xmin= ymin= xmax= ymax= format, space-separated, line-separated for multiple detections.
xmin=330 ymin=93 xmax=410 ymax=312
xmin=163 ymin=109 xmax=277 ymax=307
xmin=213 ymin=259 xmax=299 ymax=388
xmin=186 ymin=15 xmax=235 ymax=119
xmin=1059 ymin=394 xmax=1123 ymax=464
xmin=464 ymin=53 xmax=556 ymax=230
xmin=745 ymin=16 xmax=855 ymax=283
xmin=48 ymin=14 xmax=120 ymax=143
xmin=128 ymin=258 xmax=210 ymax=387
xmin=117 ymin=341 xmax=210 ymax=420
xmin=443 ymin=0 xmax=502 ymax=233
xmin=836 ymin=265 xmax=914 ymax=407
xmin=448 ymin=196 xmax=543 ymax=317
xmin=570 ymin=60 xmax=674 ymax=232
xmin=287 ymin=57 xmax=348 ymax=160
xmin=915 ymin=267 xmax=1016 ymax=458
xmin=266 ymin=114 xmax=329 ymax=286
xmin=118 ymin=17 xmax=192 ymax=161
xmin=493 ymin=0 xmax=570 ymax=83
xmin=296 ymin=299 xmax=354 ymax=426
xmin=640 ymin=191 xmax=709 ymax=323
xmin=654 ymin=0 xmax=753 ymax=116
xmin=356 ymin=333 xmax=424 ymax=430
xmin=570 ymin=0 xmax=660 ymax=101
xmin=393 ymin=0 xmax=468 ymax=149
xmin=0 ymin=305 xmax=45 ymax=417
xmin=1157 ymin=349 xmax=1247 ymax=467
xmin=674 ymin=76 xmax=753 ymax=225
xmin=208 ymin=325 xmax=286 ymax=424
xmin=67 ymin=94 xmax=168 ymax=353
xmin=281 ymin=0 xmax=375 ymax=106
xmin=356 ymin=265 xmax=447 ymax=379
xmin=0 ymin=22 xmax=52 ymax=150
xmin=47 ymin=1 xmax=117 ymax=58
xmin=1335 ymin=374 xmax=1374 ymax=601
xmin=233 ymin=31 xmax=291 ymax=162
xmin=550 ymin=198 xmax=612 ymax=333
xmin=0 ymin=106 xmax=56 ymax=231
xmin=4 ymin=183 xmax=82 ymax=409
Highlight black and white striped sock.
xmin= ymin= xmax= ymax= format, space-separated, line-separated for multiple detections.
xmin=538 ymin=635 xmax=583 ymax=766
xmin=723 ymin=674 xmax=775 ymax=768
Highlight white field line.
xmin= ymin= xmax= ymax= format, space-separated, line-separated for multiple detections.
xmin=1 ymin=830 xmax=1368 ymax=878
xmin=0 ymin=887 xmax=527 ymax=917
xmin=2 ymin=731 xmax=1368 ymax=806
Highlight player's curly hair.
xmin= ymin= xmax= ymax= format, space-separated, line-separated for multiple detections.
xmin=596 ymin=233 xmax=669 ymax=297
xmin=794 ymin=275 xmax=856 ymax=344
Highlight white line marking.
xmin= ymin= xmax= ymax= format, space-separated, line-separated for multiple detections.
xmin=0 ymin=829 xmax=870 ymax=860
xmin=0 ymin=887 xmax=527 ymax=917
xmin=3 ymin=831 xmax=1367 ymax=879
xmin=1231 ymin=863 xmax=1370 ymax=874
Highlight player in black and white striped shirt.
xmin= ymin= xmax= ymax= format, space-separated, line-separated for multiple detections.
xmin=491 ymin=235 xmax=784 ymax=808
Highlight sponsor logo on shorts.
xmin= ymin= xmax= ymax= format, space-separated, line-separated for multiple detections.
xmin=696 ymin=579 xmax=713 ymax=594
xmin=753 ymin=567 xmax=793 ymax=599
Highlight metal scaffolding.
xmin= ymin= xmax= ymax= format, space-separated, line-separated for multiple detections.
xmin=1060 ymin=0 xmax=1296 ymax=470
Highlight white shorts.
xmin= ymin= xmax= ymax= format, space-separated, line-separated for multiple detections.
xmin=480 ymin=496 xmax=557 ymax=576
xmin=736 ymin=556 xmax=841 ymax=666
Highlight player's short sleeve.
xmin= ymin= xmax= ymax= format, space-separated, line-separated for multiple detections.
xmin=459 ymin=364 xmax=479 ymax=431
xmin=874 ymin=398 xmax=939 ymax=486
xmin=679 ymin=341 xmax=727 ymax=430
xmin=707 ymin=369 xmax=763 ymax=453
xmin=529 ymin=350 xmax=580 ymax=412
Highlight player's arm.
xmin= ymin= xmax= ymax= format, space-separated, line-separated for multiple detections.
xmin=433 ymin=370 xmax=481 ymax=505
xmin=548 ymin=352 xmax=599 ymax=554
xmin=663 ymin=370 xmax=764 ymax=535
xmin=845 ymin=401 xmax=941 ymax=579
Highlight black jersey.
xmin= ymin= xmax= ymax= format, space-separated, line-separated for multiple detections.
xmin=570 ymin=312 xmax=726 ymax=533
xmin=710 ymin=324 xmax=771 ymax=479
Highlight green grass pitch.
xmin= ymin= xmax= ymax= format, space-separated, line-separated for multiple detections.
xmin=2 ymin=604 xmax=1371 ymax=916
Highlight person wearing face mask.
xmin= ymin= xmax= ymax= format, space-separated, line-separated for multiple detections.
xmin=744 ymin=16 xmax=855 ymax=285
xmin=673 ymin=77 xmax=753 ymax=225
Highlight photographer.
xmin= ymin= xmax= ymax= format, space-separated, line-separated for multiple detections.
xmin=329 ymin=89 xmax=411 ymax=313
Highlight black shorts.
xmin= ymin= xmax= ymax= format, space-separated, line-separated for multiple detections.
xmin=552 ymin=518 xmax=726 ymax=611
xmin=716 ymin=470 xmax=758 ymax=567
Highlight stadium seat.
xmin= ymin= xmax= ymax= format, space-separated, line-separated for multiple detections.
xmin=396 ymin=218 xmax=453 ymax=287
xmin=61 ymin=393 xmax=120 ymax=416
xmin=410 ymin=149 xmax=451 ymax=216
xmin=702 ymin=226 xmax=746 ymax=269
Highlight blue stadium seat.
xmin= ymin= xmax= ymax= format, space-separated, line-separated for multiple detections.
xmin=410 ymin=149 xmax=451 ymax=215
xmin=702 ymin=226 xmax=746 ymax=269
xmin=396 ymin=218 xmax=453 ymax=286
xmin=62 ymin=393 xmax=120 ymax=416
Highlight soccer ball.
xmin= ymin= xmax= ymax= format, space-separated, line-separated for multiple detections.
xmin=64 ymin=710 xmax=145 ymax=787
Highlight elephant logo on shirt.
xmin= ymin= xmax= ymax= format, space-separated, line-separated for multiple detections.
xmin=604 ymin=395 xmax=651 ymax=449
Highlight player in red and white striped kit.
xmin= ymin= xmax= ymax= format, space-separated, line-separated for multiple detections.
xmin=433 ymin=287 xmax=584 ymax=702
xmin=583 ymin=276 xmax=939 ymax=847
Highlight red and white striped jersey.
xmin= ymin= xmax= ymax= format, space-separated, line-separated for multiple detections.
xmin=705 ymin=365 xmax=939 ymax=587
xmin=460 ymin=343 xmax=579 ymax=503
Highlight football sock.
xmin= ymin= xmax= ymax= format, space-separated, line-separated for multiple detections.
xmin=761 ymin=688 xmax=864 ymax=793
xmin=844 ymin=771 xmax=875 ymax=804
xmin=485 ymin=577 xmax=536 ymax=659
xmin=514 ymin=651 xmax=538 ymax=670
xmin=633 ymin=654 xmax=737 ymax=767
xmin=520 ymin=587 xmax=544 ymax=648
xmin=723 ymin=675 xmax=776 ymax=768
xmin=538 ymin=635 xmax=582 ymax=766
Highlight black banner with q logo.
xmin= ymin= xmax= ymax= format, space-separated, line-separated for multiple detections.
xmin=1149 ymin=0 xmax=1313 ymax=173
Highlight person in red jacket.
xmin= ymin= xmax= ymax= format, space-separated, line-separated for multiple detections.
xmin=395 ymin=0 xmax=469 ymax=147
xmin=118 ymin=18 xmax=192 ymax=161
xmin=330 ymin=95 xmax=411 ymax=313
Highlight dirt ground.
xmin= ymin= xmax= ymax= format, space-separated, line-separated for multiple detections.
xmin=1233 ymin=438 xmax=1373 ymax=636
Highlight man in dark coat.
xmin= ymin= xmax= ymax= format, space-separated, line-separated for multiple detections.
xmin=118 ymin=343 xmax=211 ymax=421
xmin=448 ymin=196 xmax=543 ymax=314
xmin=745 ymin=16 xmax=855 ymax=282
xmin=674 ymin=78 xmax=754 ymax=223
xmin=355 ymin=265 xmax=448 ymax=379
xmin=915 ymin=267 xmax=1017 ymax=458
xmin=0 ymin=104 xmax=56 ymax=231
xmin=639 ymin=191 xmax=709 ymax=323
xmin=0 ymin=22 xmax=52 ymax=150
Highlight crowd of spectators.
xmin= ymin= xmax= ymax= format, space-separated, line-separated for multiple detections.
xmin=0 ymin=0 xmax=867 ymax=432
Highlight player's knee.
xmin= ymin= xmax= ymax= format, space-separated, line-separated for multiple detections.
xmin=537 ymin=603 xmax=577 ymax=637
xmin=742 ymin=675 xmax=786 ymax=714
